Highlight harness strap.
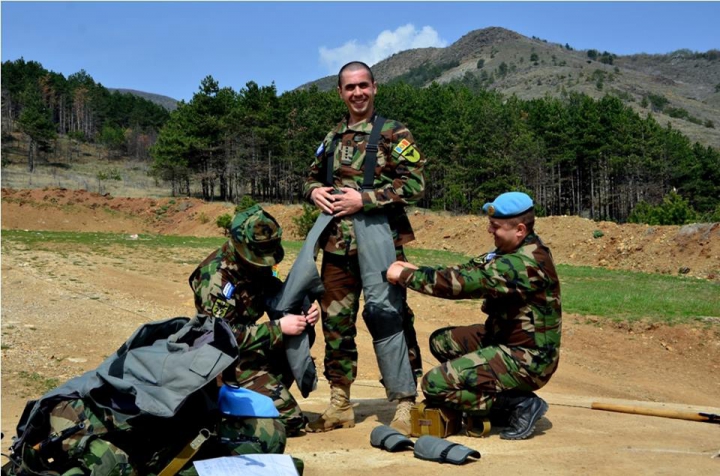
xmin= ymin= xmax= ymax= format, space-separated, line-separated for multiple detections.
xmin=363 ymin=116 xmax=386 ymax=190
xmin=322 ymin=115 xmax=386 ymax=189
xmin=323 ymin=136 xmax=337 ymax=186
xmin=157 ymin=428 xmax=210 ymax=476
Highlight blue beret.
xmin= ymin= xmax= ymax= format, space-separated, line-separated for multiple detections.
xmin=483 ymin=192 xmax=534 ymax=218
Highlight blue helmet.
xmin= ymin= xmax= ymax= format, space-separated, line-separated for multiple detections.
xmin=483 ymin=192 xmax=533 ymax=218
xmin=218 ymin=385 xmax=280 ymax=418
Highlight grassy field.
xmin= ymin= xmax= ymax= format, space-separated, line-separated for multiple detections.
xmin=3 ymin=230 xmax=718 ymax=326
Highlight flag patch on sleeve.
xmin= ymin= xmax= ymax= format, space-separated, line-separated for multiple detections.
xmin=394 ymin=139 xmax=411 ymax=154
xmin=222 ymin=282 xmax=235 ymax=299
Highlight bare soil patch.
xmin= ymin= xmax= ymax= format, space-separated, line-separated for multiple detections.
xmin=2 ymin=187 xmax=719 ymax=475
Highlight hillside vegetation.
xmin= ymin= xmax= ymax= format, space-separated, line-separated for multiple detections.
xmin=302 ymin=27 xmax=720 ymax=151
xmin=3 ymin=27 xmax=719 ymax=225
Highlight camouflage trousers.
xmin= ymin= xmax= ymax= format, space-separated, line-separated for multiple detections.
xmin=234 ymin=348 xmax=306 ymax=435
xmin=319 ymin=248 xmax=422 ymax=387
xmin=22 ymin=398 xmax=287 ymax=476
xmin=421 ymin=325 xmax=559 ymax=415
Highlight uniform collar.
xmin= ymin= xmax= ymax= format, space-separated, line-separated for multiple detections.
xmin=338 ymin=111 xmax=377 ymax=134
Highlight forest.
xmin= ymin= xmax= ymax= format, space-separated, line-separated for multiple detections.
xmin=2 ymin=58 xmax=719 ymax=224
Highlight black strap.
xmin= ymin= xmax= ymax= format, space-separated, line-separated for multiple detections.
xmin=363 ymin=116 xmax=386 ymax=190
xmin=323 ymin=136 xmax=338 ymax=186
xmin=439 ymin=443 xmax=461 ymax=462
xmin=380 ymin=433 xmax=394 ymax=447
xmin=322 ymin=116 xmax=386 ymax=188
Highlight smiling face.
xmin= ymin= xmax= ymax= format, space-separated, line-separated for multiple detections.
xmin=487 ymin=217 xmax=527 ymax=253
xmin=337 ymin=67 xmax=377 ymax=125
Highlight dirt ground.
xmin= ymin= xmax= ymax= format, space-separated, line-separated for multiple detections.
xmin=2 ymin=187 xmax=719 ymax=475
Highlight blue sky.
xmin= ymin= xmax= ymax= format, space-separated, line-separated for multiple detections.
xmin=2 ymin=2 xmax=718 ymax=102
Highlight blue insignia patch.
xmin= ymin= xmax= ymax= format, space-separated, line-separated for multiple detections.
xmin=222 ymin=282 xmax=235 ymax=299
xmin=485 ymin=252 xmax=497 ymax=263
xmin=315 ymin=142 xmax=325 ymax=157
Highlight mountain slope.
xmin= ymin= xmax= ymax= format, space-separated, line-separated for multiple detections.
xmin=109 ymin=88 xmax=179 ymax=111
xmin=299 ymin=27 xmax=720 ymax=149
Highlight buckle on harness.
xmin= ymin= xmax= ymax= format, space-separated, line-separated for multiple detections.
xmin=365 ymin=143 xmax=378 ymax=153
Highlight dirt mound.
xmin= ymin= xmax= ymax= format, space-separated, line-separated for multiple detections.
xmin=3 ymin=187 xmax=719 ymax=280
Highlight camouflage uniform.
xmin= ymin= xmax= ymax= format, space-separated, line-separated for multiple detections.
xmin=189 ymin=206 xmax=306 ymax=435
xmin=303 ymin=113 xmax=426 ymax=386
xmin=23 ymin=397 xmax=287 ymax=476
xmin=396 ymin=233 xmax=562 ymax=415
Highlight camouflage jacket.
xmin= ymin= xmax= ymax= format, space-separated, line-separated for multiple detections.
xmin=398 ymin=234 xmax=562 ymax=359
xmin=189 ymin=241 xmax=284 ymax=353
xmin=303 ymin=113 xmax=426 ymax=255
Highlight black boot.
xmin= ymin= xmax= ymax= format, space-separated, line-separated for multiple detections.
xmin=496 ymin=391 xmax=548 ymax=440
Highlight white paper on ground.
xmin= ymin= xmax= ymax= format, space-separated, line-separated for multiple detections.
xmin=194 ymin=454 xmax=298 ymax=476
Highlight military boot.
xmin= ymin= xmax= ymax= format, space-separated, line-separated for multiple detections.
xmin=389 ymin=397 xmax=415 ymax=435
xmin=497 ymin=391 xmax=548 ymax=440
xmin=306 ymin=384 xmax=354 ymax=432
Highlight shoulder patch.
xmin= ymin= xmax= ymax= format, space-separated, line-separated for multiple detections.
xmin=315 ymin=142 xmax=325 ymax=157
xmin=401 ymin=145 xmax=421 ymax=163
xmin=211 ymin=300 xmax=230 ymax=318
xmin=394 ymin=139 xmax=411 ymax=154
xmin=222 ymin=282 xmax=235 ymax=299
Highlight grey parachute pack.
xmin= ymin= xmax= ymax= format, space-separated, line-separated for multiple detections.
xmin=2 ymin=315 xmax=289 ymax=476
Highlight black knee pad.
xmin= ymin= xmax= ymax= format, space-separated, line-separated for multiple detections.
xmin=362 ymin=303 xmax=403 ymax=340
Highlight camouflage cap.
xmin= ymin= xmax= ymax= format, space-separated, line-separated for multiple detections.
xmin=230 ymin=204 xmax=284 ymax=267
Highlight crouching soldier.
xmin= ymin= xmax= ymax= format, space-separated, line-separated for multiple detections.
xmin=387 ymin=192 xmax=562 ymax=440
xmin=190 ymin=204 xmax=319 ymax=437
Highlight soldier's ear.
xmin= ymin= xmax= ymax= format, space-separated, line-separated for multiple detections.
xmin=517 ymin=222 xmax=527 ymax=236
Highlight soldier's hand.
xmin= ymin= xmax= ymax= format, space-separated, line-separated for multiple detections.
xmin=387 ymin=261 xmax=417 ymax=285
xmin=311 ymin=187 xmax=336 ymax=215
xmin=279 ymin=314 xmax=307 ymax=336
xmin=305 ymin=302 xmax=320 ymax=326
xmin=332 ymin=187 xmax=363 ymax=217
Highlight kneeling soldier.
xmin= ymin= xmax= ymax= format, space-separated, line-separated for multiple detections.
xmin=190 ymin=204 xmax=320 ymax=436
xmin=387 ymin=192 xmax=561 ymax=439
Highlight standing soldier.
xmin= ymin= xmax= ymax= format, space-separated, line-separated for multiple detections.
xmin=189 ymin=204 xmax=320 ymax=436
xmin=303 ymin=61 xmax=426 ymax=434
xmin=387 ymin=192 xmax=562 ymax=440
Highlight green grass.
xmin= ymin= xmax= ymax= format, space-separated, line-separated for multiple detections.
xmin=405 ymin=249 xmax=720 ymax=325
xmin=556 ymin=264 xmax=719 ymax=325
xmin=3 ymin=230 xmax=719 ymax=325
xmin=18 ymin=371 xmax=60 ymax=394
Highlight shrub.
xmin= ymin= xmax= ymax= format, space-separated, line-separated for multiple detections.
xmin=628 ymin=190 xmax=698 ymax=225
xmin=216 ymin=213 xmax=233 ymax=235
xmin=198 ymin=212 xmax=210 ymax=224
xmin=647 ymin=94 xmax=669 ymax=112
xmin=236 ymin=195 xmax=257 ymax=212
xmin=593 ymin=230 xmax=604 ymax=239
xmin=476 ymin=59 xmax=485 ymax=69
xmin=292 ymin=204 xmax=320 ymax=239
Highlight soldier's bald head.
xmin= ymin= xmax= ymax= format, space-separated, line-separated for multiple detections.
xmin=338 ymin=61 xmax=375 ymax=87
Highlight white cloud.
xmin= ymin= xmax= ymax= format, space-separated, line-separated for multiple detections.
xmin=319 ymin=24 xmax=447 ymax=74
